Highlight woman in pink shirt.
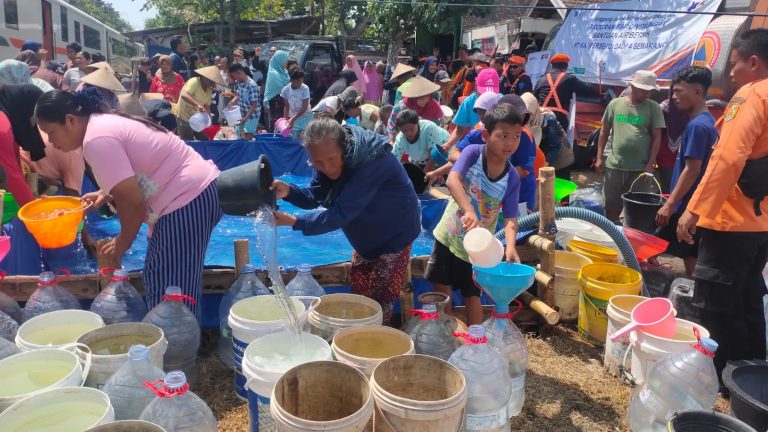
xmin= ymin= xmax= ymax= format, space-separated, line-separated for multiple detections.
xmin=34 ymin=89 xmax=221 ymax=320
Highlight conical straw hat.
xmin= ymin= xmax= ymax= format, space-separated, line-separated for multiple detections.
xmin=80 ymin=67 xmax=126 ymax=93
xmin=118 ymin=93 xmax=148 ymax=117
xmin=194 ymin=65 xmax=225 ymax=86
xmin=401 ymin=75 xmax=440 ymax=98
xmin=390 ymin=63 xmax=416 ymax=81
xmin=81 ymin=61 xmax=112 ymax=74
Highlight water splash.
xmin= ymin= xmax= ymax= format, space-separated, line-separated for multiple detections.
xmin=253 ymin=206 xmax=302 ymax=337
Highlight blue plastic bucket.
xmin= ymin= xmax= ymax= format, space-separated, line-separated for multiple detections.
xmin=430 ymin=142 xmax=449 ymax=166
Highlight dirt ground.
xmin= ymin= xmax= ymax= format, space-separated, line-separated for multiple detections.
xmin=194 ymin=324 xmax=728 ymax=432
xmin=194 ymin=169 xmax=728 ymax=431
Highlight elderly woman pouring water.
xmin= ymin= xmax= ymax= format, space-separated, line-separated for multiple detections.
xmin=34 ymin=89 xmax=222 ymax=322
xmin=271 ymin=118 xmax=421 ymax=324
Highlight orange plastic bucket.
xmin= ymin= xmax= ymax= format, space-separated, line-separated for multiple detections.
xmin=18 ymin=196 xmax=90 ymax=249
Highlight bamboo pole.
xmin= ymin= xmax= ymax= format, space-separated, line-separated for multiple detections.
xmin=537 ymin=167 xmax=556 ymax=307
xmin=520 ymin=291 xmax=559 ymax=325
xmin=25 ymin=173 xmax=38 ymax=198
xmin=234 ymin=239 xmax=250 ymax=277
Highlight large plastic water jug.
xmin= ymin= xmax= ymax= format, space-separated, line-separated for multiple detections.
xmin=0 ymin=336 xmax=19 ymax=360
xmin=285 ymin=264 xmax=325 ymax=297
xmin=91 ymin=269 xmax=149 ymax=325
xmin=449 ymin=325 xmax=512 ymax=432
xmin=408 ymin=304 xmax=459 ymax=361
xmin=103 ymin=344 xmax=165 ymax=420
xmin=142 ymin=287 xmax=200 ymax=384
xmin=22 ymin=271 xmax=81 ymax=321
xmin=139 ymin=371 xmax=217 ymax=431
xmin=571 ymin=184 xmax=605 ymax=215
xmin=218 ymin=264 xmax=271 ymax=369
xmin=0 ymin=289 xmax=22 ymax=323
xmin=0 ymin=309 xmax=18 ymax=340
xmin=627 ymin=337 xmax=719 ymax=431
xmin=483 ymin=312 xmax=528 ymax=417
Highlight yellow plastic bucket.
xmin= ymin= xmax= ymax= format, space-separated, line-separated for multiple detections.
xmin=578 ymin=263 xmax=643 ymax=345
xmin=567 ymin=240 xmax=619 ymax=263
xmin=18 ymin=196 xmax=90 ymax=249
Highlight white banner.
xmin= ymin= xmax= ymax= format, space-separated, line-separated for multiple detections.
xmin=526 ymin=51 xmax=552 ymax=85
xmin=551 ymin=0 xmax=722 ymax=86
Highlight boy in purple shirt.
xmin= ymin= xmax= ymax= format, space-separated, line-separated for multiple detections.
xmin=426 ymin=103 xmax=523 ymax=325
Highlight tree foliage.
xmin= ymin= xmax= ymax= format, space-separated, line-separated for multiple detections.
xmin=67 ymin=0 xmax=133 ymax=32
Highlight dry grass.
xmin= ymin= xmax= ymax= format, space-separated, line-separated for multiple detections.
xmin=190 ymin=324 xmax=729 ymax=432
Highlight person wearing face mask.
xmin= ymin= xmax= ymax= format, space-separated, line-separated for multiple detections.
xmin=501 ymin=56 xmax=532 ymax=96
xmin=270 ymin=118 xmax=420 ymax=325
xmin=385 ymin=76 xmax=444 ymax=142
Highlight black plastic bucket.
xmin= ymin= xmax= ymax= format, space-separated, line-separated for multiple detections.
xmin=668 ymin=410 xmax=757 ymax=432
xmin=217 ymin=155 xmax=276 ymax=215
xmin=621 ymin=173 xmax=666 ymax=234
xmin=403 ymin=163 xmax=429 ymax=195
xmin=723 ymin=360 xmax=768 ymax=432
xmin=622 ymin=192 xmax=666 ymax=234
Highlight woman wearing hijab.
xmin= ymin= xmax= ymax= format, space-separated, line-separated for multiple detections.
xmin=418 ymin=56 xmax=440 ymax=82
xmin=363 ymin=61 xmax=383 ymax=106
xmin=521 ymin=92 xmax=573 ymax=179
xmin=270 ymin=117 xmax=420 ymax=325
xmin=343 ymin=55 xmax=366 ymax=97
xmin=150 ymin=55 xmax=185 ymax=103
xmin=16 ymin=50 xmax=63 ymax=89
xmin=264 ymin=50 xmax=290 ymax=132
xmin=0 ymin=59 xmax=54 ymax=92
xmin=385 ymin=76 xmax=445 ymax=142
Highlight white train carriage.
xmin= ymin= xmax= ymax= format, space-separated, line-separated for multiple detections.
xmin=0 ymin=0 xmax=143 ymax=72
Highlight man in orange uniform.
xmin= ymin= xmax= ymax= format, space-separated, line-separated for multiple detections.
xmin=678 ymin=29 xmax=768 ymax=378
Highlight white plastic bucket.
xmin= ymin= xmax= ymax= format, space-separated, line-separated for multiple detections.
xmin=604 ymin=295 xmax=646 ymax=376
xmin=553 ymin=251 xmax=592 ymax=321
xmin=86 ymin=420 xmax=167 ymax=431
xmin=308 ymin=294 xmax=383 ymax=341
xmin=16 ymin=310 xmax=104 ymax=351
xmin=223 ymin=106 xmax=242 ymax=125
xmin=555 ymin=218 xmax=592 ymax=248
xmin=0 ymin=348 xmax=88 ymax=412
xmin=331 ymin=326 xmax=414 ymax=377
xmin=370 ymin=354 xmax=467 ymax=432
xmin=270 ymin=361 xmax=373 ymax=432
xmin=463 ymin=228 xmax=504 ymax=268
xmin=576 ymin=228 xmax=624 ymax=264
xmin=188 ymin=112 xmax=212 ymax=132
xmin=76 ymin=323 xmax=168 ymax=389
xmin=229 ymin=296 xmax=314 ymax=399
xmin=629 ymin=318 xmax=710 ymax=391
xmin=243 ymin=331 xmax=332 ymax=432
xmin=0 ymin=386 xmax=114 ymax=431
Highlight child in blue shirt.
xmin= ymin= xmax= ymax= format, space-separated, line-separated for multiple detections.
xmin=426 ymin=103 xmax=523 ymax=325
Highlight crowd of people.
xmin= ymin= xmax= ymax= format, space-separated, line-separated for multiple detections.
xmin=0 ymin=28 xmax=766 ymax=377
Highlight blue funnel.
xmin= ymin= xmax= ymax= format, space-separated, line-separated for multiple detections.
xmin=473 ymin=262 xmax=536 ymax=313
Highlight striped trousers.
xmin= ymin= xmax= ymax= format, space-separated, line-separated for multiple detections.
xmin=143 ymin=180 xmax=222 ymax=322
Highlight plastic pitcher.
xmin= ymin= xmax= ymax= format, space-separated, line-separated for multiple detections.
xmin=188 ymin=112 xmax=212 ymax=133
xmin=610 ymin=297 xmax=677 ymax=341
xmin=463 ymin=228 xmax=504 ymax=268
xmin=18 ymin=196 xmax=90 ymax=249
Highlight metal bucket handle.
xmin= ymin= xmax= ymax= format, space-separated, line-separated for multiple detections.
xmin=293 ymin=295 xmax=321 ymax=314
xmin=629 ymin=173 xmax=662 ymax=196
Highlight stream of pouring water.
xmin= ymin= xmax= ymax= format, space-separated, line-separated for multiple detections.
xmin=253 ymin=206 xmax=303 ymax=337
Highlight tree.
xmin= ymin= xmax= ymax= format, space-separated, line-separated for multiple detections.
xmin=67 ymin=0 xmax=133 ymax=32
xmin=367 ymin=0 xmax=492 ymax=64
